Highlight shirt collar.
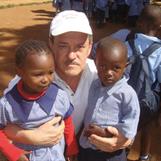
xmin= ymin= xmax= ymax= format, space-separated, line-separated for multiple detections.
xmin=54 ymin=63 xmax=89 ymax=94
xmin=95 ymin=76 xmax=127 ymax=96
xmin=54 ymin=72 xmax=71 ymax=90
xmin=17 ymin=80 xmax=46 ymax=100
xmin=5 ymin=83 xmax=59 ymax=122
xmin=136 ymin=33 xmax=161 ymax=43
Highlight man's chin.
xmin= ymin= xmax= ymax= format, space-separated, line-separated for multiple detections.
xmin=64 ymin=69 xmax=82 ymax=77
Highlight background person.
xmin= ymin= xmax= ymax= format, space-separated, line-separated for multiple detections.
xmin=126 ymin=5 xmax=161 ymax=161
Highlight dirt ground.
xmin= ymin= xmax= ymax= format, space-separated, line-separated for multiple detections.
xmin=0 ymin=2 xmax=161 ymax=161
xmin=0 ymin=0 xmax=51 ymax=8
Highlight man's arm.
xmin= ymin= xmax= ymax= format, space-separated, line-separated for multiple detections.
xmin=4 ymin=116 xmax=64 ymax=146
xmin=88 ymin=126 xmax=132 ymax=152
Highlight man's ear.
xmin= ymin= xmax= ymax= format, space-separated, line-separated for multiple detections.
xmin=48 ymin=36 xmax=54 ymax=52
xmin=87 ymin=41 xmax=93 ymax=58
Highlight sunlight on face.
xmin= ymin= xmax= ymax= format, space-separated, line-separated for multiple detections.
xmin=50 ymin=32 xmax=92 ymax=80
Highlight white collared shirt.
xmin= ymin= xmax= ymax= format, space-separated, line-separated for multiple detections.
xmin=54 ymin=59 xmax=97 ymax=133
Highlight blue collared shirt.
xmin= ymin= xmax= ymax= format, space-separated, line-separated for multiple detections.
xmin=0 ymin=83 xmax=73 ymax=161
xmin=95 ymin=0 xmax=108 ymax=11
xmin=127 ymin=0 xmax=144 ymax=16
xmin=126 ymin=33 xmax=161 ymax=92
xmin=79 ymin=77 xmax=140 ymax=150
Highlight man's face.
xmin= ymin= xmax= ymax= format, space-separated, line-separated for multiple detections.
xmin=50 ymin=32 xmax=92 ymax=79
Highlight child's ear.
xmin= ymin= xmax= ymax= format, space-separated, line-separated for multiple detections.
xmin=125 ymin=61 xmax=130 ymax=67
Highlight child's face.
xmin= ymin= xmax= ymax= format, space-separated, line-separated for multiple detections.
xmin=95 ymin=49 xmax=127 ymax=86
xmin=17 ymin=54 xmax=54 ymax=94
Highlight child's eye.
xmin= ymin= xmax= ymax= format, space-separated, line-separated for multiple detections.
xmin=113 ymin=65 xmax=121 ymax=71
xmin=33 ymin=73 xmax=43 ymax=77
xmin=79 ymin=45 xmax=85 ymax=49
xmin=49 ymin=71 xmax=54 ymax=75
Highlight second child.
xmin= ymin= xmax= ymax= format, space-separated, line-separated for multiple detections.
xmin=78 ymin=37 xmax=140 ymax=161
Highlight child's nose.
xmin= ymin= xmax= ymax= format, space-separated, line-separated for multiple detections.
xmin=41 ymin=76 xmax=49 ymax=84
xmin=105 ymin=70 xmax=113 ymax=76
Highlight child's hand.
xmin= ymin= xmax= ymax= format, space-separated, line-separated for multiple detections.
xmin=66 ymin=155 xmax=78 ymax=161
xmin=17 ymin=154 xmax=29 ymax=161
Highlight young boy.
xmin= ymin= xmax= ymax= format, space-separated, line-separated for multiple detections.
xmin=0 ymin=40 xmax=78 ymax=161
xmin=78 ymin=37 xmax=140 ymax=161
xmin=126 ymin=5 xmax=161 ymax=161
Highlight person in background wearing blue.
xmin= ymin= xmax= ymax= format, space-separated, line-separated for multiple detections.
xmin=90 ymin=28 xmax=131 ymax=59
xmin=53 ymin=0 xmax=72 ymax=13
xmin=0 ymin=40 xmax=78 ymax=161
xmin=126 ymin=5 xmax=161 ymax=161
xmin=126 ymin=0 xmax=150 ymax=27
xmin=95 ymin=0 xmax=108 ymax=27
xmin=78 ymin=37 xmax=140 ymax=161
xmin=115 ymin=0 xmax=129 ymax=23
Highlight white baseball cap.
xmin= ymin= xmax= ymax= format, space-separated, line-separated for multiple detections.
xmin=49 ymin=10 xmax=93 ymax=36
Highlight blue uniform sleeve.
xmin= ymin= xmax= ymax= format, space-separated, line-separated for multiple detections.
xmin=115 ymin=86 xmax=140 ymax=139
xmin=64 ymin=103 xmax=74 ymax=119
xmin=54 ymin=89 xmax=74 ymax=119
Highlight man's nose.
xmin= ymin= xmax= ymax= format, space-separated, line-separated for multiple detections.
xmin=68 ymin=51 xmax=77 ymax=60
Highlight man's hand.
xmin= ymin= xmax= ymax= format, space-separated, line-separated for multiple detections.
xmin=4 ymin=116 xmax=65 ymax=146
xmin=88 ymin=126 xmax=132 ymax=152
xmin=32 ymin=116 xmax=64 ymax=146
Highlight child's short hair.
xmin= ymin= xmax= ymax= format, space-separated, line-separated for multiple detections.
xmin=96 ymin=37 xmax=127 ymax=59
xmin=138 ymin=5 xmax=161 ymax=30
xmin=15 ymin=40 xmax=52 ymax=67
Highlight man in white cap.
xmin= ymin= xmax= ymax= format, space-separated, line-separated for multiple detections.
xmin=3 ymin=10 xmax=132 ymax=159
